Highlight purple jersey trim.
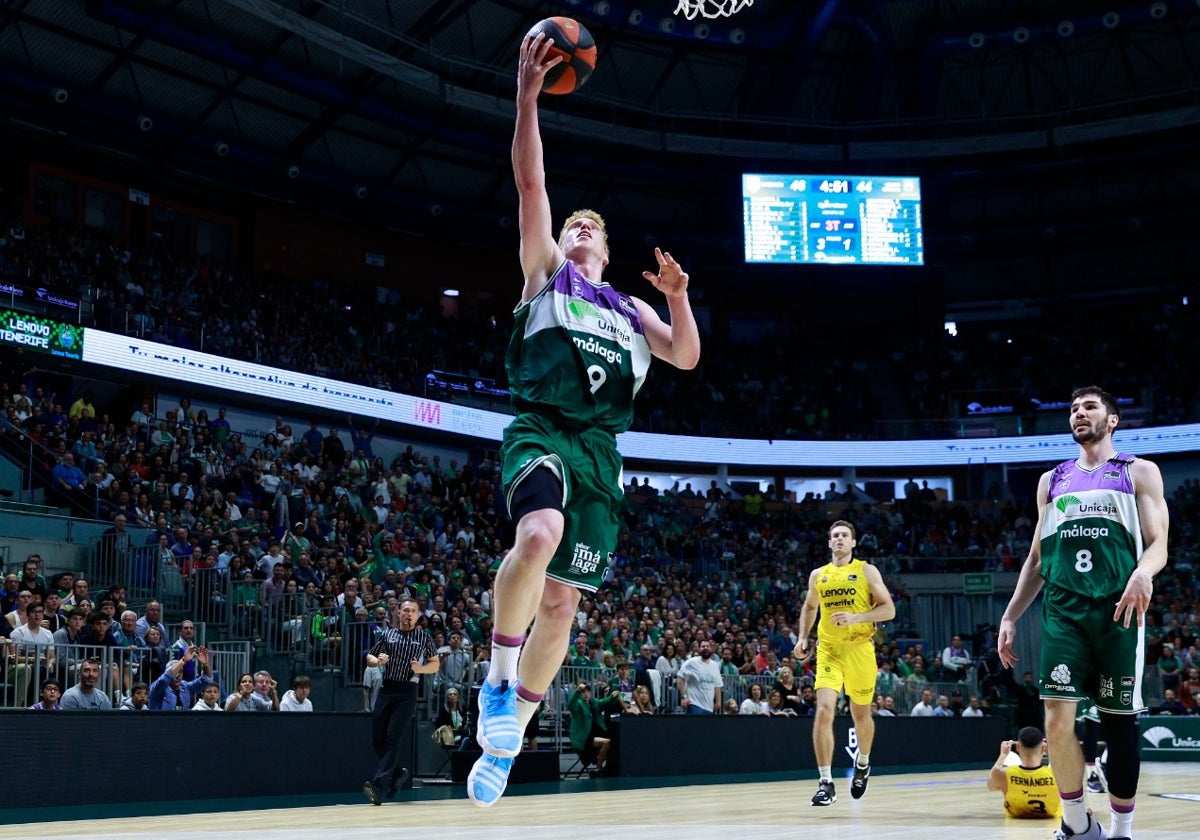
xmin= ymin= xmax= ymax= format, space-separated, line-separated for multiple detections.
xmin=1047 ymin=452 xmax=1136 ymax=502
xmin=552 ymin=261 xmax=646 ymax=336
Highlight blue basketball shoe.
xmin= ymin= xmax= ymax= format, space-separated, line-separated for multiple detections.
xmin=467 ymin=753 xmax=514 ymax=808
xmin=476 ymin=679 xmax=521 ymax=757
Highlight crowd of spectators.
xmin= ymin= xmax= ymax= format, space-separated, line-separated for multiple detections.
xmin=10 ymin=218 xmax=1195 ymax=441
xmin=2 ymin=361 xmax=1198 ymax=719
xmin=2 ymin=216 xmax=1199 ymax=723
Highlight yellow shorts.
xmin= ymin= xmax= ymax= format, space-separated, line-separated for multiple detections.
xmin=813 ymin=638 xmax=876 ymax=706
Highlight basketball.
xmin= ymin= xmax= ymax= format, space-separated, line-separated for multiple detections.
xmin=527 ymin=16 xmax=597 ymax=95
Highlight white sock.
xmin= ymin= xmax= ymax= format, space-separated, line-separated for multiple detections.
xmin=1110 ymin=806 xmax=1133 ymax=838
xmin=857 ymin=752 xmax=870 ymax=768
xmin=818 ymin=765 xmax=832 ymax=782
xmin=487 ymin=638 xmax=523 ymax=686
xmin=1060 ymin=794 xmax=1088 ymax=834
xmin=516 ymin=696 xmax=541 ymax=731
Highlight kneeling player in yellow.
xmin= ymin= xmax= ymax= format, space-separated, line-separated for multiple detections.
xmin=989 ymin=726 xmax=1063 ymax=820
xmin=794 ymin=520 xmax=896 ymax=806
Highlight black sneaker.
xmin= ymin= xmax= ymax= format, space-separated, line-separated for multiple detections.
xmin=1086 ymin=771 xmax=1104 ymax=794
xmin=811 ymin=779 xmax=837 ymax=806
xmin=363 ymin=780 xmax=382 ymax=806
xmin=851 ymin=762 xmax=871 ymax=799
xmin=386 ymin=767 xmax=411 ymax=799
xmin=1054 ymin=815 xmax=1106 ymax=840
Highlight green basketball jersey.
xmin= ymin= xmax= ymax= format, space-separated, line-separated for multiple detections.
xmin=506 ymin=259 xmax=652 ymax=433
xmin=1040 ymin=454 xmax=1142 ymax=599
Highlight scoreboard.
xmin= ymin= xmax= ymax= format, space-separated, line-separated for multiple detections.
xmin=743 ymin=174 xmax=924 ymax=266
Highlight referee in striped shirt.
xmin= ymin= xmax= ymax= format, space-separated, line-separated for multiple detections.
xmin=362 ymin=597 xmax=439 ymax=805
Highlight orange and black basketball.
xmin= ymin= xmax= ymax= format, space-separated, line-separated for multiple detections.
xmin=528 ymin=16 xmax=597 ymax=95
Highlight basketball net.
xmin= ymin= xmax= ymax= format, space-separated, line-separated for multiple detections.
xmin=674 ymin=0 xmax=754 ymax=19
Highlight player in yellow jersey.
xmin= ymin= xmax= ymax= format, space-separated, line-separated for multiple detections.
xmin=794 ymin=520 xmax=896 ymax=806
xmin=988 ymin=726 xmax=1063 ymax=820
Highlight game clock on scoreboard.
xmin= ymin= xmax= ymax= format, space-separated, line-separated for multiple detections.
xmin=742 ymin=174 xmax=924 ymax=266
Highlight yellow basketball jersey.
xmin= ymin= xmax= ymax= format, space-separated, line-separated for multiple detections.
xmin=1003 ymin=764 xmax=1062 ymax=819
xmin=815 ymin=558 xmax=875 ymax=644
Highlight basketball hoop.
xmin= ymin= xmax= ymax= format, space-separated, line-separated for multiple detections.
xmin=674 ymin=0 xmax=754 ymax=20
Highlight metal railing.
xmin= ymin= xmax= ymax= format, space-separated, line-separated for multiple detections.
xmin=0 ymin=638 xmax=248 ymax=709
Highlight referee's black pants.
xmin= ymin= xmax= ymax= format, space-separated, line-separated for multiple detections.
xmin=370 ymin=682 xmax=417 ymax=791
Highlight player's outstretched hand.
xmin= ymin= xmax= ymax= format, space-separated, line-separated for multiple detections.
xmin=643 ymin=248 xmax=689 ymax=300
xmin=518 ymin=31 xmax=563 ymax=98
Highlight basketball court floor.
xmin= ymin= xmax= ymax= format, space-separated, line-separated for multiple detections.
xmin=4 ymin=762 xmax=1196 ymax=840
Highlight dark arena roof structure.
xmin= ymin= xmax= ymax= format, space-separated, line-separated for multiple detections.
xmin=0 ymin=1 xmax=1198 ymax=315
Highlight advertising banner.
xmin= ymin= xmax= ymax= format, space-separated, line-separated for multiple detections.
xmin=0 ymin=308 xmax=84 ymax=359
xmin=1140 ymin=717 xmax=1200 ymax=762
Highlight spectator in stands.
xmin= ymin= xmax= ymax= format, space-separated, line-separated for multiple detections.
xmin=253 ymin=669 xmax=281 ymax=711
xmin=135 ymin=601 xmax=168 ymax=642
xmin=112 ymin=609 xmax=147 ymax=694
xmin=10 ymin=600 xmax=56 ymax=705
xmin=19 ymin=556 xmax=48 ymax=600
xmin=1180 ymin=668 xmax=1200 ymax=713
xmin=138 ymin=625 xmax=171 ymax=684
xmin=628 ymin=684 xmax=655 ymax=715
xmin=147 ymin=644 xmax=217 ymax=708
xmin=655 ymin=642 xmax=682 ymax=683
xmin=68 ymin=390 xmax=96 ymax=426
xmin=941 ymin=634 xmax=973 ymax=679
xmin=30 ymin=678 xmax=62 ymax=710
xmin=193 ymin=682 xmax=224 ymax=711
xmin=761 ymin=687 xmax=794 ymax=716
xmin=52 ymin=452 xmax=87 ymax=493
xmin=280 ymin=675 xmax=314 ymax=711
xmin=1158 ymin=643 xmax=1182 ymax=693
xmin=910 ymin=687 xmax=936 ymax=716
xmin=0 ymin=573 xmax=20 ymax=616
xmin=433 ymin=686 xmax=467 ymax=746
xmin=1156 ymin=689 xmax=1187 ymax=716
xmin=60 ymin=657 xmax=112 ymax=710
xmin=169 ymin=620 xmax=199 ymax=679
xmin=771 ymin=665 xmax=802 ymax=713
xmin=933 ymin=694 xmax=955 ymax=717
xmin=677 ymin=638 xmax=722 ymax=715
xmin=226 ymin=672 xmax=268 ymax=711
xmin=119 ymin=682 xmax=150 ymax=711
xmin=40 ymin=591 xmax=65 ymax=634
xmin=4 ymin=590 xmax=33 ymax=629
xmin=739 ymin=682 xmax=769 ymax=715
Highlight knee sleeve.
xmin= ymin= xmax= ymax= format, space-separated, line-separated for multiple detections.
xmin=1099 ymin=711 xmax=1140 ymax=799
xmin=509 ymin=466 xmax=564 ymax=522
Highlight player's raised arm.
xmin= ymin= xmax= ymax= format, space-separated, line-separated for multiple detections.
xmin=513 ymin=32 xmax=565 ymax=303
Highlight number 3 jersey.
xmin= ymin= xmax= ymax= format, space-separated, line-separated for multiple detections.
xmin=1003 ymin=764 xmax=1062 ymax=819
xmin=506 ymin=259 xmax=651 ymax=434
xmin=1041 ymin=454 xmax=1142 ymax=600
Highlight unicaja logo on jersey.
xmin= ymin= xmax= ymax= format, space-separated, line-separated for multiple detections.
xmin=566 ymin=300 xmax=632 ymax=346
xmin=1055 ymin=495 xmax=1081 ymax=513
xmin=1055 ymin=495 xmax=1117 ymax=517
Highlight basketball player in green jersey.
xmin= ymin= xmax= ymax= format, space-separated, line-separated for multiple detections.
xmin=467 ymin=30 xmax=701 ymax=807
xmin=998 ymin=386 xmax=1169 ymax=840
xmin=794 ymin=520 xmax=896 ymax=806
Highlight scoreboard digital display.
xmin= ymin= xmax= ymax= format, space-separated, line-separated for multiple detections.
xmin=743 ymin=174 xmax=924 ymax=266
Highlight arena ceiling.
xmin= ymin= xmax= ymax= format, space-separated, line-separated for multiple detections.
xmin=1 ymin=0 xmax=1198 ymax=297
